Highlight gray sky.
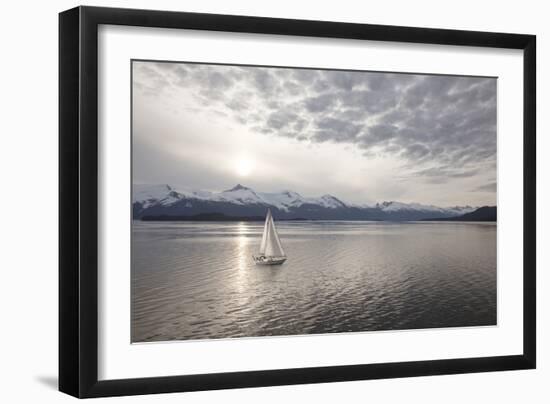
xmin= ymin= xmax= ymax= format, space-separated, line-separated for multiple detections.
xmin=132 ymin=60 xmax=496 ymax=206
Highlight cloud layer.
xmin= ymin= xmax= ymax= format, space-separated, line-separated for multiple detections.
xmin=133 ymin=61 xmax=497 ymax=204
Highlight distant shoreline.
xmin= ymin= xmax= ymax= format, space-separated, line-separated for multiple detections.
xmin=422 ymin=206 xmax=496 ymax=222
xmin=141 ymin=213 xmax=316 ymax=222
xmin=139 ymin=212 xmax=496 ymax=223
xmin=141 ymin=213 xmax=264 ymax=222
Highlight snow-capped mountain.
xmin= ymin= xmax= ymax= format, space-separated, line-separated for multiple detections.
xmin=132 ymin=184 xmax=476 ymax=221
xmin=375 ymin=201 xmax=474 ymax=217
xmin=203 ymin=184 xmax=347 ymax=211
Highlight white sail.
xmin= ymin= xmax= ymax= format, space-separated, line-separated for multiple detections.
xmin=258 ymin=209 xmax=285 ymax=257
xmin=259 ymin=209 xmax=271 ymax=255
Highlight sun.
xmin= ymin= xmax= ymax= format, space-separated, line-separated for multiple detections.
xmin=235 ymin=158 xmax=254 ymax=177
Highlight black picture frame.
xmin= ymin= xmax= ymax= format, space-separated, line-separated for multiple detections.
xmin=59 ymin=5 xmax=536 ymax=398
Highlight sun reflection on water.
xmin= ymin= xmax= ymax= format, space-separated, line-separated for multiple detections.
xmin=234 ymin=222 xmax=250 ymax=294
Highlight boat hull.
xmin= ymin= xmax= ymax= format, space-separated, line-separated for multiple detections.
xmin=253 ymin=256 xmax=287 ymax=265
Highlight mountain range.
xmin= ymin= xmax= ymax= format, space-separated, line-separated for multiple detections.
xmin=133 ymin=184 xmax=479 ymax=221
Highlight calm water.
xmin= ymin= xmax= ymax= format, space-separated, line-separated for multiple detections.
xmin=132 ymin=221 xmax=496 ymax=342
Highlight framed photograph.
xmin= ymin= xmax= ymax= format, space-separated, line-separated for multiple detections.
xmin=59 ymin=6 xmax=536 ymax=398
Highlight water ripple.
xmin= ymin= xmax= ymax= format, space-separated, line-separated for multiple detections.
xmin=132 ymin=221 xmax=496 ymax=342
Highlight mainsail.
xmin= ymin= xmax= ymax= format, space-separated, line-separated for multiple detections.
xmin=258 ymin=209 xmax=285 ymax=257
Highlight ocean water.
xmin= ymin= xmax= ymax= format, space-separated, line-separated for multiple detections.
xmin=131 ymin=221 xmax=496 ymax=342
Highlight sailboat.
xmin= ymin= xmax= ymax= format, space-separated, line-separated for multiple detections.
xmin=253 ymin=209 xmax=287 ymax=265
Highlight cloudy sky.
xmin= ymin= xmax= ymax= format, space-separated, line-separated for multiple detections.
xmin=132 ymin=60 xmax=497 ymax=206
